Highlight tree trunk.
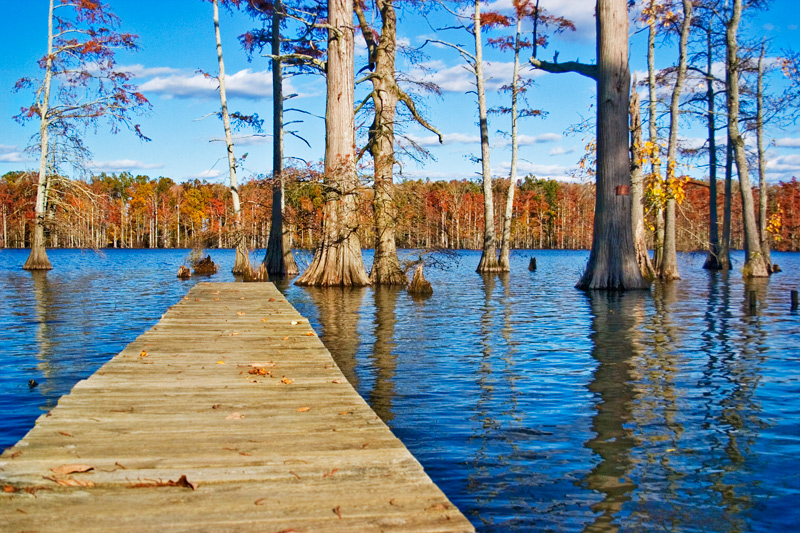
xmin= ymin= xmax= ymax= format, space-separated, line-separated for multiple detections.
xmin=264 ymin=0 xmax=299 ymax=277
xmin=498 ymin=16 xmax=523 ymax=272
xmin=659 ymin=0 xmax=692 ymax=281
xmin=474 ymin=0 xmax=500 ymax=273
xmin=756 ymin=42 xmax=772 ymax=271
xmin=576 ymin=0 xmax=649 ymax=290
xmin=726 ymin=0 xmax=768 ymax=277
xmin=295 ymin=0 xmax=370 ymax=287
xmin=630 ymin=82 xmax=655 ymax=280
xmin=357 ymin=0 xmax=407 ymax=286
xmin=703 ymin=25 xmax=723 ymax=270
xmin=646 ymin=6 xmax=663 ymax=272
xmin=23 ymin=0 xmax=55 ymax=271
xmin=213 ymin=0 xmax=249 ymax=274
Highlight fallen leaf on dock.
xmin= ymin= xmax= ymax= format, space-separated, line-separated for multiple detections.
xmin=282 ymin=336 xmax=289 ymax=340
xmin=139 ymin=350 xmax=148 ymax=358
xmin=48 ymin=477 xmax=95 ymax=487
xmin=128 ymin=475 xmax=197 ymax=490
xmin=427 ymin=503 xmax=449 ymax=511
xmin=230 ymin=331 xmax=240 ymax=336
xmin=333 ymin=506 xmax=342 ymax=519
xmin=323 ymin=468 xmax=338 ymax=478
xmin=296 ymin=407 xmax=311 ymax=412
xmin=331 ymin=379 xmax=343 ymax=384
xmin=225 ymin=412 xmax=244 ymax=420
xmin=261 ymin=318 xmax=267 ymax=322
xmin=305 ymin=332 xmax=314 ymax=336
xmin=3 ymin=485 xmax=17 ymax=493
xmin=51 ymin=464 xmax=94 ymax=476
xmin=248 ymin=368 xmax=271 ymax=376
xmin=269 ymin=298 xmax=276 ymax=302
xmin=58 ymin=431 xmax=73 ymax=437
xmin=237 ymin=312 xmax=245 ymax=316
xmin=217 ymin=361 xmax=226 ymax=365
xmin=280 ymin=377 xmax=294 ymax=385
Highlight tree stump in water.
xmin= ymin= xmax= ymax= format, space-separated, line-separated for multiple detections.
xmin=408 ymin=265 xmax=433 ymax=297
xmin=528 ymin=257 xmax=537 ymax=271
xmin=177 ymin=265 xmax=192 ymax=279
xmin=242 ymin=263 xmax=268 ymax=282
xmin=772 ymin=264 xmax=781 ymax=273
xmin=193 ymin=255 xmax=218 ymax=276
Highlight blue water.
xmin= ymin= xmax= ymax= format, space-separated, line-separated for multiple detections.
xmin=1 ymin=248 xmax=799 ymax=531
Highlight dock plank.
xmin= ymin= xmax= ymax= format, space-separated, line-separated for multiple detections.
xmin=1 ymin=282 xmax=474 ymax=532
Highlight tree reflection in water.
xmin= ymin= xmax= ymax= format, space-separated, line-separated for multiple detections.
xmin=582 ymin=291 xmax=640 ymax=532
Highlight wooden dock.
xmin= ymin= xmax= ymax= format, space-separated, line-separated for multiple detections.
xmin=0 ymin=282 xmax=474 ymax=532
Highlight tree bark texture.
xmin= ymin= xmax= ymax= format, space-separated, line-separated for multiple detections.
xmin=659 ymin=0 xmax=692 ymax=281
xmin=24 ymin=0 xmax=55 ymax=271
xmin=756 ymin=42 xmax=772 ymax=271
xmin=703 ymin=26 xmax=723 ymax=270
xmin=721 ymin=139 xmax=733 ymax=268
xmin=213 ymin=0 xmax=249 ymax=274
xmin=498 ymin=16 xmax=523 ymax=272
xmin=296 ymin=0 xmax=370 ymax=286
xmin=576 ymin=0 xmax=649 ymax=290
xmin=264 ymin=0 xmax=299 ymax=277
xmin=726 ymin=0 xmax=768 ymax=277
xmin=629 ymin=85 xmax=655 ymax=280
xmin=358 ymin=0 xmax=407 ymax=286
xmin=474 ymin=0 xmax=500 ymax=273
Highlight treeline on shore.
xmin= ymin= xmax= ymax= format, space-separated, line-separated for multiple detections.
xmin=2 ymin=169 xmax=800 ymax=253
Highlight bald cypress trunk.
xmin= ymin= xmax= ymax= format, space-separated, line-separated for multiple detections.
xmin=756 ymin=42 xmax=772 ymax=272
xmin=726 ymin=0 xmax=768 ymax=278
xmin=24 ymin=0 xmax=55 ymax=271
xmin=576 ymin=0 xmax=649 ymax=290
xmin=630 ymin=84 xmax=654 ymax=280
xmin=264 ymin=0 xmax=298 ymax=277
xmin=474 ymin=0 xmax=500 ymax=273
xmin=213 ymin=0 xmax=249 ymax=274
xmin=703 ymin=25 xmax=725 ymax=270
xmin=295 ymin=0 xmax=370 ymax=287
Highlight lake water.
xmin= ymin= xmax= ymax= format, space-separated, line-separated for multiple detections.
xmin=1 ymin=248 xmax=799 ymax=531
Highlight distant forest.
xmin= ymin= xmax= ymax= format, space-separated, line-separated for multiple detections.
xmin=2 ymin=169 xmax=799 ymax=253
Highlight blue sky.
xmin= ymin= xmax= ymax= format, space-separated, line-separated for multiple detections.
xmin=1 ymin=0 xmax=799 ymax=185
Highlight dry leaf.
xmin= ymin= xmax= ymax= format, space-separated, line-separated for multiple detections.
xmin=322 ymin=468 xmax=338 ymax=478
xmin=331 ymin=379 xmax=343 ymax=384
xmin=269 ymin=298 xmax=276 ymax=302
xmin=289 ymin=471 xmax=301 ymax=480
xmin=58 ymin=431 xmax=73 ymax=437
xmin=128 ymin=475 xmax=196 ymax=490
xmin=338 ymin=411 xmax=350 ymax=416
xmin=254 ymin=498 xmax=267 ymax=505
xmin=333 ymin=506 xmax=342 ymax=519
xmin=261 ymin=318 xmax=268 ymax=322
xmin=211 ymin=404 xmax=221 ymax=409
xmin=280 ymin=377 xmax=294 ymax=385
xmin=217 ymin=361 xmax=226 ymax=365
xmin=230 ymin=332 xmax=239 ymax=336
xmin=51 ymin=464 xmax=94 ymax=476
xmin=225 ymin=412 xmax=244 ymax=420
xmin=305 ymin=332 xmax=314 ymax=336
xmin=3 ymin=485 xmax=17 ymax=493
xmin=282 ymin=336 xmax=289 ymax=341
xmin=248 ymin=368 xmax=271 ymax=376
xmin=139 ymin=350 xmax=148 ymax=358
xmin=296 ymin=407 xmax=311 ymax=412
xmin=237 ymin=312 xmax=245 ymax=316
xmin=44 ymin=477 xmax=95 ymax=487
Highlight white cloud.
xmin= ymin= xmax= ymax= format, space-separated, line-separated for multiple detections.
xmin=775 ymin=137 xmax=800 ymax=148
xmin=89 ymin=160 xmax=165 ymax=172
xmin=408 ymin=60 xmax=542 ymax=94
xmin=187 ymin=169 xmax=223 ymax=180
xmin=405 ymin=132 xmax=481 ymax=147
xmin=140 ymin=69 xmax=276 ymax=100
xmin=549 ymin=146 xmax=577 ymax=156
xmin=123 ymin=64 xmax=180 ymax=78
xmin=486 ymin=0 xmax=595 ymax=42
xmin=766 ymin=154 xmax=800 ymax=174
xmin=0 ymin=145 xmax=32 ymax=163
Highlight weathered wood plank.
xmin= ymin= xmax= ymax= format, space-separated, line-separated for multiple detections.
xmin=0 ymin=282 xmax=474 ymax=532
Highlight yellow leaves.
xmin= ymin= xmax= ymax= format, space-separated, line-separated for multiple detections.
xmin=217 ymin=361 xmax=226 ymax=365
xmin=139 ymin=350 xmax=148 ymax=358
xmin=248 ymin=367 xmax=271 ymax=376
xmin=297 ymin=407 xmax=311 ymax=412
xmin=280 ymin=377 xmax=294 ymax=385
xmin=767 ymin=206 xmax=784 ymax=242
xmin=236 ymin=311 xmax=245 ymax=316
